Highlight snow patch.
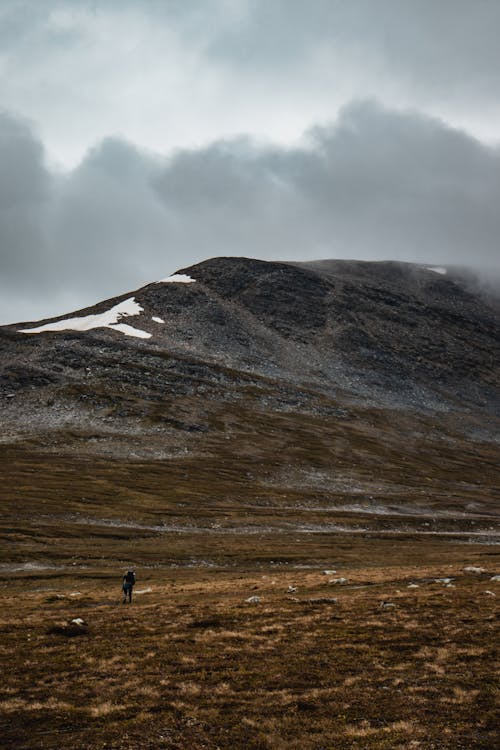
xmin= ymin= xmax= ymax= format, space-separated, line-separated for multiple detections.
xmin=156 ymin=274 xmax=195 ymax=284
xmin=109 ymin=323 xmax=151 ymax=339
xmin=152 ymin=316 xmax=165 ymax=324
xmin=18 ymin=297 xmax=152 ymax=340
xmin=426 ymin=266 xmax=447 ymax=275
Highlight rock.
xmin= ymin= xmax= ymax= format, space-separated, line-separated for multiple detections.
xmin=245 ymin=596 xmax=261 ymax=604
xmin=329 ymin=577 xmax=347 ymax=585
xmin=47 ymin=618 xmax=89 ymax=637
xmin=379 ymin=602 xmax=396 ymax=609
xmin=407 ymin=583 xmax=419 ymax=588
xmin=490 ymin=575 xmax=500 ymax=582
xmin=322 ymin=570 xmax=337 ymax=576
xmin=484 ymin=590 xmax=496 ymax=596
xmin=463 ymin=566 xmax=485 ymax=574
xmin=287 ymin=586 xmax=298 ymax=593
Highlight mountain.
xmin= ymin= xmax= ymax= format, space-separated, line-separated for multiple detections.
xmin=1 ymin=257 xmax=499 ymax=568
xmin=2 ymin=256 xmax=499 ymax=431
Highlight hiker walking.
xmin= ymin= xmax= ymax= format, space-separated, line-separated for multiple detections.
xmin=122 ymin=569 xmax=136 ymax=604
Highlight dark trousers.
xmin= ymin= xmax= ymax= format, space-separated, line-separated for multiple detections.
xmin=122 ymin=584 xmax=133 ymax=602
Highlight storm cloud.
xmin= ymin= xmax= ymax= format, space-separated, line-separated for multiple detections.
xmin=2 ymin=1 xmax=500 ymax=322
xmin=2 ymin=1 xmax=500 ymax=164
xmin=1 ymin=100 xmax=499 ymax=324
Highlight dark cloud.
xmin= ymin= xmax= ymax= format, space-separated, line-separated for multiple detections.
xmin=51 ymin=137 xmax=168 ymax=298
xmin=1 ymin=101 xmax=500 ymax=324
xmin=154 ymin=100 xmax=500 ymax=271
xmin=207 ymin=0 xmax=500 ymax=102
xmin=2 ymin=1 xmax=500 ymax=163
xmin=0 ymin=111 xmax=51 ymax=282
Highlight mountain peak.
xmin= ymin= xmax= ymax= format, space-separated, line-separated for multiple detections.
xmin=1 ymin=256 xmax=498 ymax=427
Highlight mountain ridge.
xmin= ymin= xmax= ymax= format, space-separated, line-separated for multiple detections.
xmin=0 ymin=255 xmax=498 ymax=570
xmin=3 ymin=256 xmax=499 ymax=411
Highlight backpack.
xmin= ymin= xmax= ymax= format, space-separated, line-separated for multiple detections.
xmin=125 ymin=571 xmax=135 ymax=584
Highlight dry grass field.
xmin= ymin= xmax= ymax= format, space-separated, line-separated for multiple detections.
xmin=0 ymin=482 xmax=500 ymax=750
xmin=1 ymin=538 xmax=498 ymax=749
xmin=1 ymin=396 xmax=498 ymax=749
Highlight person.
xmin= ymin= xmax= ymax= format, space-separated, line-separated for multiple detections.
xmin=122 ymin=569 xmax=136 ymax=604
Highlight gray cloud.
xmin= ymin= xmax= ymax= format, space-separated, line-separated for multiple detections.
xmin=51 ymin=137 xmax=168 ymax=298
xmin=0 ymin=111 xmax=51 ymax=281
xmin=1 ymin=101 xmax=500 ymax=324
xmin=154 ymin=100 xmax=500 ymax=271
xmin=207 ymin=1 xmax=500 ymax=102
xmin=2 ymin=1 xmax=500 ymax=166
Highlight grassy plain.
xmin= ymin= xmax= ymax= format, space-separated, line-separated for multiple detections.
xmin=0 ymin=414 xmax=498 ymax=749
xmin=1 ymin=557 xmax=498 ymax=750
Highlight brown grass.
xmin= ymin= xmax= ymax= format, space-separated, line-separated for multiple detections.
xmin=0 ymin=404 xmax=498 ymax=749
xmin=0 ymin=561 xmax=498 ymax=749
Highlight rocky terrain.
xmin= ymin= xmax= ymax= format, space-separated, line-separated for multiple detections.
xmin=2 ymin=258 xmax=500 ymax=426
xmin=1 ymin=257 xmax=499 ymax=749
xmin=1 ymin=257 xmax=499 ymax=528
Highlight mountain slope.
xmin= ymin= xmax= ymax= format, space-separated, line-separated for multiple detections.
xmin=0 ymin=258 xmax=500 ymax=750
xmin=3 ymin=257 xmax=500 ymax=393
xmin=0 ymin=257 xmax=499 ymax=570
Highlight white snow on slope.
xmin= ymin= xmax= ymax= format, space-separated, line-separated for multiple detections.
xmin=108 ymin=323 xmax=151 ymax=339
xmin=426 ymin=266 xmax=447 ymax=275
xmin=152 ymin=316 xmax=165 ymax=324
xmin=156 ymin=274 xmax=195 ymax=283
xmin=18 ymin=298 xmax=152 ymax=339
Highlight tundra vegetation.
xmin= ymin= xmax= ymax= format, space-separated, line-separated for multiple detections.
xmin=0 ymin=444 xmax=498 ymax=750
xmin=1 ymin=259 xmax=499 ymax=748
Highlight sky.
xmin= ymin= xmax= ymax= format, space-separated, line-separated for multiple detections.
xmin=1 ymin=0 xmax=500 ymax=324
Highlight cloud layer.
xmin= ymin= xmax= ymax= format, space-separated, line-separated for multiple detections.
xmin=1 ymin=101 xmax=499 ymax=324
xmin=2 ymin=1 xmax=500 ymax=166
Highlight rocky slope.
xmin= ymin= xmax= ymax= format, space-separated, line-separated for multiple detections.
xmin=0 ymin=257 xmax=499 ymax=557
xmin=1 ymin=256 xmax=499 ymax=432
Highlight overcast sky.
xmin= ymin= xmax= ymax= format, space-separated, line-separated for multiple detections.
xmin=1 ymin=0 xmax=500 ymax=324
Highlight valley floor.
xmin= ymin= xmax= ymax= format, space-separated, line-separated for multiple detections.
xmin=1 ymin=553 xmax=498 ymax=750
